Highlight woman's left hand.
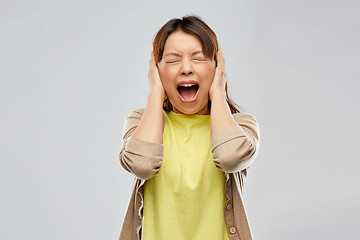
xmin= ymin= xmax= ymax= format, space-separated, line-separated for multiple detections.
xmin=209 ymin=45 xmax=226 ymax=101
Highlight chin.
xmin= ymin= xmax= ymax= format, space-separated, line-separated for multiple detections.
xmin=172 ymin=101 xmax=209 ymax=115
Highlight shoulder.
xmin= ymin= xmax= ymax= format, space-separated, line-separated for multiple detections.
xmin=122 ymin=108 xmax=146 ymax=130
xmin=231 ymin=111 xmax=260 ymax=141
xmin=232 ymin=111 xmax=259 ymax=126
xmin=126 ymin=107 xmax=145 ymax=119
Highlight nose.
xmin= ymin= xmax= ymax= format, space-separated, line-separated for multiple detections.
xmin=180 ymin=58 xmax=193 ymax=76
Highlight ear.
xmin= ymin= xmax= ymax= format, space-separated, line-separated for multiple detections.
xmin=214 ymin=52 xmax=218 ymax=67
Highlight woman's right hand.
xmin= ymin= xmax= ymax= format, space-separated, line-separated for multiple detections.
xmin=148 ymin=51 xmax=167 ymax=101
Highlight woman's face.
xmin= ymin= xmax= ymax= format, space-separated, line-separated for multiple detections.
xmin=157 ymin=30 xmax=216 ymax=115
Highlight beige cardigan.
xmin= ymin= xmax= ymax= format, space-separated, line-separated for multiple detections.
xmin=118 ymin=108 xmax=260 ymax=240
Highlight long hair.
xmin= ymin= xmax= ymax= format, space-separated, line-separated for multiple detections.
xmin=153 ymin=15 xmax=243 ymax=114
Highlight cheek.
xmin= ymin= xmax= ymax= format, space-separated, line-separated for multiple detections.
xmin=197 ymin=64 xmax=216 ymax=85
xmin=159 ymin=66 xmax=178 ymax=89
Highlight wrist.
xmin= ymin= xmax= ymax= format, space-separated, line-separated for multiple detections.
xmin=149 ymin=90 xmax=165 ymax=103
xmin=209 ymin=89 xmax=225 ymax=101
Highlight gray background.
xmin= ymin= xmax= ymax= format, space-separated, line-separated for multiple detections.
xmin=1 ymin=0 xmax=359 ymax=239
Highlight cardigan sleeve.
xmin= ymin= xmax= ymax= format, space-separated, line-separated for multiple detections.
xmin=119 ymin=108 xmax=164 ymax=180
xmin=210 ymin=112 xmax=260 ymax=173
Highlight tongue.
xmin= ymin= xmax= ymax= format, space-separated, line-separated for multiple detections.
xmin=178 ymin=86 xmax=198 ymax=99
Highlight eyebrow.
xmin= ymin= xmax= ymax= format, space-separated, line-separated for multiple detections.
xmin=164 ymin=50 xmax=203 ymax=57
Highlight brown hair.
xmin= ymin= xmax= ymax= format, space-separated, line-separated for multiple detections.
xmin=153 ymin=14 xmax=243 ymax=114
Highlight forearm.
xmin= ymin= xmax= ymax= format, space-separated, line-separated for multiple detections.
xmin=210 ymin=90 xmax=259 ymax=172
xmin=210 ymin=90 xmax=238 ymax=136
xmin=131 ymin=91 xmax=164 ymax=144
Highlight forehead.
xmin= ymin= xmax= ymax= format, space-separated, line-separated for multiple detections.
xmin=163 ymin=30 xmax=203 ymax=54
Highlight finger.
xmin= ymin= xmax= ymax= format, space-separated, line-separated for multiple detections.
xmin=218 ymin=46 xmax=225 ymax=71
xmin=217 ymin=46 xmax=222 ymax=68
xmin=149 ymin=51 xmax=155 ymax=69
xmin=221 ymin=51 xmax=225 ymax=71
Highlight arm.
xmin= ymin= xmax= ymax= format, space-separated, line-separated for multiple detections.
xmin=119 ymin=106 xmax=164 ymax=180
xmin=210 ymin=110 xmax=260 ymax=173
xmin=209 ymin=45 xmax=238 ymax=136
xmin=118 ymin=51 xmax=166 ymax=180
xmin=209 ymin=46 xmax=260 ymax=172
xmin=210 ymin=90 xmax=238 ymax=135
xmin=131 ymin=91 xmax=164 ymax=144
xmin=132 ymin=51 xmax=166 ymax=144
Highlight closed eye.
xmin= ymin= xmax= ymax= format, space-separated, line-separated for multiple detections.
xmin=166 ymin=60 xmax=179 ymax=63
xmin=194 ymin=59 xmax=206 ymax=62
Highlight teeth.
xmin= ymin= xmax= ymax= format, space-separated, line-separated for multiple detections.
xmin=179 ymin=83 xmax=196 ymax=87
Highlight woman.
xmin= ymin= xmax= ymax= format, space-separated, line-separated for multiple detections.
xmin=118 ymin=15 xmax=260 ymax=240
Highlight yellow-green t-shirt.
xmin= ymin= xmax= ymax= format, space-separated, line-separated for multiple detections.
xmin=141 ymin=110 xmax=229 ymax=240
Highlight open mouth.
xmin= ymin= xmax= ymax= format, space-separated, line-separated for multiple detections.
xmin=177 ymin=84 xmax=199 ymax=101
